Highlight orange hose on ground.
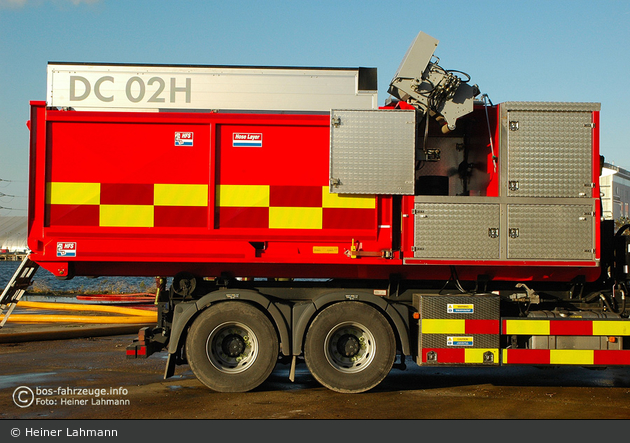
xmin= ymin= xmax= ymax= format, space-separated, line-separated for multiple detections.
xmin=2 ymin=314 xmax=157 ymax=324
xmin=18 ymin=301 xmax=156 ymax=317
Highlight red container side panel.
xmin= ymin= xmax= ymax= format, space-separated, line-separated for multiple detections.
xmin=30 ymin=105 xmax=395 ymax=280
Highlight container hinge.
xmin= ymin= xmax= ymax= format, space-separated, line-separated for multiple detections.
xmin=584 ymin=123 xmax=596 ymax=128
xmin=330 ymin=178 xmax=341 ymax=188
xmin=488 ymin=228 xmax=499 ymax=238
xmin=331 ymin=116 xmax=341 ymax=127
xmin=584 ymin=183 xmax=596 ymax=188
xmin=509 ymin=228 xmax=519 ymax=238
xmin=508 ymin=181 xmax=519 ymax=192
xmin=509 ymin=121 xmax=519 ymax=131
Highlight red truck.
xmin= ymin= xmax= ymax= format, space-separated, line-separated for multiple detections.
xmin=3 ymin=31 xmax=630 ymax=393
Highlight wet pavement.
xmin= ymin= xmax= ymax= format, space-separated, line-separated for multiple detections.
xmin=2 ymin=323 xmax=630 ymax=420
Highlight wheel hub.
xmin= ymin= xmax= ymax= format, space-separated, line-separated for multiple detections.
xmin=336 ymin=334 xmax=360 ymax=358
xmin=222 ymin=334 xmax=246 ymax=357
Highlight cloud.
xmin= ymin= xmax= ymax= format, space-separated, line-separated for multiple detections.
xmin=0 ymin=0 xmax=100 ymax=8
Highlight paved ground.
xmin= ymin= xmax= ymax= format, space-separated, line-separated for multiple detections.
xmin=2 ymin=321 xmax=630 ymax=420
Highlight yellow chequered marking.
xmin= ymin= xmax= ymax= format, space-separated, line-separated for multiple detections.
xmin=100 ymin=205 xmax=154 ymax=228
xmin=592 ymin=321 xmax=630 ymax=336
xmin=154 ymin=184 xmax=208 ymax=206
xmin=503 ymin=319 xmax=550 ymax=335
xmin=549 ymin=350 xmax=594 ymax=365
xmin=421 ymin=319 xmax=465 ymax=334
xmin=46 ymin=182 xmax=100 ymax=205
xmin=216 ymin=185 xmax=269 ymax=207
xmin=322 ymin=187 xmax=376 ymax=209
xmin=465 ymin=348 xmax=498 ymax=364
xmin=269 ymin=207 xmax=322 ymax=229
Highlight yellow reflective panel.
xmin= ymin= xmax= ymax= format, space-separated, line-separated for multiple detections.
xmin=100 ymin=205 xmax=154 ymax=227
xmin=46 ymin=182 xmax=100 ymax=205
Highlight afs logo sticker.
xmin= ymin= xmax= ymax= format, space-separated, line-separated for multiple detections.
xmin=175 ymin=132 xmax=194 ymax=146
xmin=233 ymin=133 xmax=262 ymax=147
xmin=57 ymin=242 xmax=77 ymax=257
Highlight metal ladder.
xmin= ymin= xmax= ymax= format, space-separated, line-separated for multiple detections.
xmin=0 ymin=256 xmax=39 ymax=328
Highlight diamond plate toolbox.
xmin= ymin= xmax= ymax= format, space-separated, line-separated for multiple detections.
xmin=414 ymin=294 xmax=500 ymax=365
xmin=329 ymin=109 xmax=415 ymax=195
xmin=501 ymin=102 xmax=599 ymax=198
xmin=413 ymin=202 xmax=501 ymax=259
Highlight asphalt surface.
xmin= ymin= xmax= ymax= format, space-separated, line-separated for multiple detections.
xmin=2 ymin=320 xmax=630 ymax=421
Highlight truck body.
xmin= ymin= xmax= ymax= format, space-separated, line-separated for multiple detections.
xmin=4 ymin=31 xmax=630 ymax=393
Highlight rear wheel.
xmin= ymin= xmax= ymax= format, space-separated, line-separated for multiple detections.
xmin=304 ymin=302 xmax=395 ymax=393
xmin=186 ymin=302 xmax=279 ymax=393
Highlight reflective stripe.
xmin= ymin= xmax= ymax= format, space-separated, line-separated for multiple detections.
xmin=592 ymin=321 xmax=630 ymax=336
xmin=549 ymin=350 xmax=594 ymax=365
xmin=216 ymin=185 xmax=269 ymax=207
xmin=154 ymin=184 xmax=208 ymax=206
xmin=503 ymin=319 xmax=550 ymax=335
xmin=421 ymin=319 xmax=465 ymax=334
xmin=465 ymin=348 xmax=498 ymax=363
xmin=46 ymin=182 xmax=100 ymax=205
xmin=321 ymin=187 xmax=375 ymax=209
xmin=100 ymin=205 xmax=154 ymax=227
xmin=269 ymin=207 xmax=322 ymax=229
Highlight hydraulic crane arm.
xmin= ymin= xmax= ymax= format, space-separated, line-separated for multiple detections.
xmin=388 ymin=31 xmax=480 ymax=132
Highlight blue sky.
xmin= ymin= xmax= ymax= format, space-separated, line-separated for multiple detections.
xmin=1 ymin=0 xmax=629 ymax=214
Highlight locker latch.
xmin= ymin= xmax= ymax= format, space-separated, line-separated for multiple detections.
xmin=509 ymin=228 xmax=520 ymax=238
xmin=508 ymin=181 xmax=519 ymax=192
xmin=488 ymin=228 xmax=499 ymax=238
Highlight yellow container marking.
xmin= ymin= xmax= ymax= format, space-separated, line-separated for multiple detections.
xmin=269 ymin=207 xmax=322 ymax=229
xmin=216 ymin=185 xmax=269 ymax=207
xmin=592 ymin=321 xmax=630 ymax=336
xmin=550 ymin=349 xmax=594 ymax=365
xmin=313 ymin=246 xmax=339 ymax=254
xmin=154 ymin=184 xmax=208 ymax=206
xmin=46 ymin=182 xmax=100 ymax=205
xmin=421 ymin=319 xmax=465 ymax=334
xmin=502 ymin=349 xmax=509 ymax=364
xmin=504 ymin=319 xmax=550 ymax=335
xmin=322 ymin=187 xmax=376 ymax=209
xmin=465 ymin=348 xmax=498 ymax=364
xmin=100 ymin=205 xmax=154 ymax=227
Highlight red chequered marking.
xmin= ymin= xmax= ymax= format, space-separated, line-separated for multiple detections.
xmin=322 ymin=208 xmax=376 ymax=230
xmin=504 ymin=349 xmax=550 ymax=364
xmin=465 ymin=320 xmax=500 ymax=335
xmin=422 ymin=348 xmax=465 ymax=363
xmin=270 ymin=186 xmax=322 ymax=207
xmin=101 ymin=183 xmax=154 ymax=205
xmin=154 ymin=206 xmax=208 ymax=228
xmin=46 ymin=204 xmax=100 ymax=227
xmin=217 ymin=207 xmax=269 ymax=228
xmin=550 ymin=320 xmax=593 ymax=336
xmin=594 ymin=350 xmax=630 ymax=365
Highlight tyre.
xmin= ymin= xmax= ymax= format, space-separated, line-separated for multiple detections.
xmin=304 ymin=302 xmax=396 ymax=393
xmin=185 ymin=301 xmax=279 ymax=393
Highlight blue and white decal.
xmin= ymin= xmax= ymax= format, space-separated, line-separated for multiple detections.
xmin=175 ymin=132 xmax=194 ymax=146
xmin=57 ymin=242 xmax=77 ymax=257
xmin=233 ymin=133 xmax=263 ymax=147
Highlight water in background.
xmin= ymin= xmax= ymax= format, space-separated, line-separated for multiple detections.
xmin=0 ymin=261 xmax=159 ymax=295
